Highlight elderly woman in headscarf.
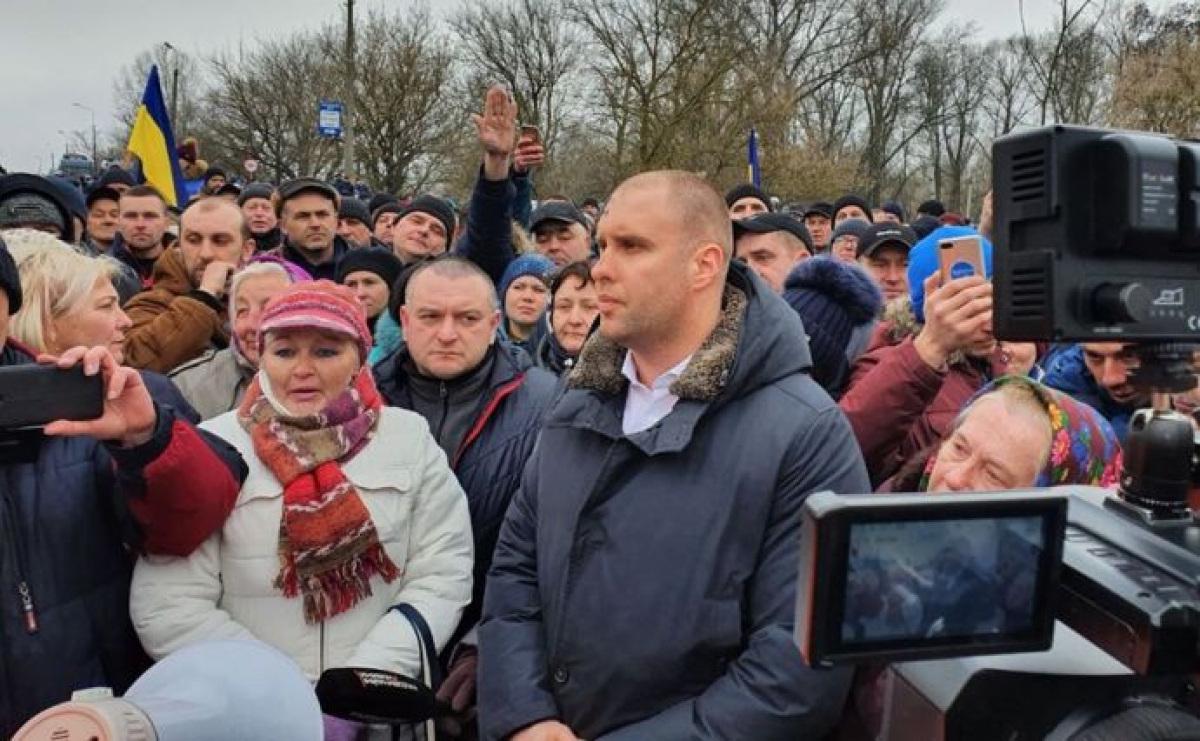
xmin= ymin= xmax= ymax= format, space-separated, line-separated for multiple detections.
xmin=130 ymin=281 xmax=473 ymax=716
xmin=886 ymin=374 xmax=1123 ymax=493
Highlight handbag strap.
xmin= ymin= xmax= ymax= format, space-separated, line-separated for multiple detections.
xmin=393 ymin=603 xmax=445 ymax=689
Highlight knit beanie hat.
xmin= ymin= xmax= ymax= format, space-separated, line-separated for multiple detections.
xmin=338 ymin=197 xmax=371 ymax=226
xmin=500 ymin=253 xmax=556 ymax=300
xmin=830 ymin=218 xmax=870 ymax=244
xmin=238 ymin=182 xmax=275 ymax=206
xmin=918 ymin=199 xmax=947 ymax=218
xmin=782 ymin=256 xmax=882 ymax=396
xmin=46 ymin=176 xmax=87 ymax=225
xmin=336 ymin=248 xmax=404 ymax=291
xmin=0 ymin=235 xmax=23 ymax=314
xmin=881 ymin=200 xmax=905 ymax=222
xmin=833 ymin=194 xmax=873 ymax=223
xmin=907 ymin=226 xmax=993 ymax=323
xmin=257 ymin=280 xmax=371 ymax=363
xmin=724 ymin=183 xmax=772 ymax=212
xmin=202 ymin=167 xmax=227 ymax=182
xmin=398 ymin=194 xmax=456 ymax=241
xmin=910 ymin=214 xmax=941 ymax=240
xmin=368 ymin=193 xmax=400 ymax=216
xmin=0 ymin=173 xmax=75 ymax=244
xmin=96 ymin=167 xmax=136 ymax=190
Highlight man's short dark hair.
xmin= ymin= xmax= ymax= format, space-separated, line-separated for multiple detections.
xmin=120 ymin=184 xmax=167 ymax=208
xmin=404 ymin=255 xmax=499 ymax=310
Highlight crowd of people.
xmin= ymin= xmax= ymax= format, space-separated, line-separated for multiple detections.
xmin=0 ymin=84 xmax=1157 ymax=740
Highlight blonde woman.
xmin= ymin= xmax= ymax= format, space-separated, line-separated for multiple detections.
xmin=3 ymin=228 xmax=198 ymax=421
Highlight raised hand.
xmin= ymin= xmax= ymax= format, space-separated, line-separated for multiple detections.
xmin=472 ymin=85 xmax=518 ymax=159
xmin=41 ymin=346 xmax=156 ymax=447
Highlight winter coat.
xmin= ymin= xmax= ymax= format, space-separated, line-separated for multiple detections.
xmin=0 ymin=343 xmax=247 ymax=738
xmin=478 ymin=264 xmax=865 ymax=741
xmin=839 ymin=297 xmax=998 ymax=488
xmin=281 ymin=236 xmax=350 ymax=282
xmin=129 ymin=407 xmax=475 ymax=681
xmin=374 ymin=342 xmax=558 ymax=641
xmin=109 ymin=233 xmax=175 ymax=292
xmin=122 ymin=245 xmax=229 ymax=373
xmin=168 ymin=347 xmax=254 ymax=421
xmin=1041 ymin=344 xmax=1138 ymax=442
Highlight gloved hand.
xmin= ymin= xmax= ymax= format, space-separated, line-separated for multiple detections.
xmin=436 ymin=645 xmax=479 ymax=738
xmin=323 ymin=713 xmax=365 ymax=741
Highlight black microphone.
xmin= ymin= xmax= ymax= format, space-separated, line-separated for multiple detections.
xmin=316 ymin=667 xmax=451 ymax=725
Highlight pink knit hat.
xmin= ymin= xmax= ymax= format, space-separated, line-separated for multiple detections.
xmin=257 ymin=280 xmax=370 ymax=362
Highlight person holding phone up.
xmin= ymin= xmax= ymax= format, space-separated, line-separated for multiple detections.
xmin=0 ymin=233 xmax=248 ymax=738
xmin=838 ymin=226 xmax=1039 ymax=488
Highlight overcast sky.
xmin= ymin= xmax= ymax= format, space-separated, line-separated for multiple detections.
xmin=0 ymin=0 xmax=1157 ymax=174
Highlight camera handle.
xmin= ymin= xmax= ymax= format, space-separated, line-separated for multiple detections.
xmin=1107 ymin=343 xmax=1198 ymax=527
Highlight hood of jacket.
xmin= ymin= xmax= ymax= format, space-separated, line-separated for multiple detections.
xmin=566 ymin=261 xmax=813 ymax=414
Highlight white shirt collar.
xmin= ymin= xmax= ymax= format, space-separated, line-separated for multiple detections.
xmin=621 ymin=351 xmax=692 ymax=391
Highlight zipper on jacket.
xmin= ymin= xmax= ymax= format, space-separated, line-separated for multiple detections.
xmin=435 ymin=381 xmax=449 ymax=442
xmin=1 ymin=483 xmax=37 ymax=634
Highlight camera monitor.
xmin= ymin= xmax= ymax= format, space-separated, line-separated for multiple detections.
xmin=796 ymin=490 xmax=1067 ymax=667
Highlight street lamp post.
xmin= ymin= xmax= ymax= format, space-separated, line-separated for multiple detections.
xmin=162 ymin=42 xmax=180 ymax=133
xmin=73 ymin=102 xmax=98 ymax=174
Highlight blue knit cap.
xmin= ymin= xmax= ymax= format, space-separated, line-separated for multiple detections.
xmin=908 ymin=226 xmax=994 ymax=323
xmin=500 ymin=253 xmax=555 ymax=299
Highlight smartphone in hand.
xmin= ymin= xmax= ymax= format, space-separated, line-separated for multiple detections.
xmin=519 ymin=124 xmax=542 ymax=146
xmin=0 ymin=365 xmax=103 ymax=429
xmin=938 ymin=235 xmax=985 ymax=284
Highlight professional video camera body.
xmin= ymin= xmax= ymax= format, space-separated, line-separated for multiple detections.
xmin=795 ymin=124 xmax=1200 ymax=740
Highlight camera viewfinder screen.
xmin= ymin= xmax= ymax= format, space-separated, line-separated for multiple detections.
xmin=843 ymin=516 xmax=1045 ymax=645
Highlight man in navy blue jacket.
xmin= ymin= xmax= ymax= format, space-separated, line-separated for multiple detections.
xmin=478 ymin=171 xmax=868 ymax=741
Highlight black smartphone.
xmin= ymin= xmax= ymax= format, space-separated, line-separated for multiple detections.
xmin=0 ymin=364 xmax=104 ymax=429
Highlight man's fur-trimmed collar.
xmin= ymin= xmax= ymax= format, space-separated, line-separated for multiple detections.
xmin=566 ymin=285 xmax=748 ymax=402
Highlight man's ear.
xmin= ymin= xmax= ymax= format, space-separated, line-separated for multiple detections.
xmin=692 ymin=241 xmax=727 ymax=291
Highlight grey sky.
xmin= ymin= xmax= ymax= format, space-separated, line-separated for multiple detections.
xmin=0 ymin=0 xmax=1147 ymax=174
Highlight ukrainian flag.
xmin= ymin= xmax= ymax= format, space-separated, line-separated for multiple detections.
xmin=126 ymin=66 xmax=186 ymax=207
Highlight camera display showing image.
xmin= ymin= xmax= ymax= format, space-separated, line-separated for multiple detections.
xmin=843 ymin=516 xmax=1045 ymax=645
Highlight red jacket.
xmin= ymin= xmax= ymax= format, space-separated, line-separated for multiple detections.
xmin=839 ymin=302 xmax=998 ymax=488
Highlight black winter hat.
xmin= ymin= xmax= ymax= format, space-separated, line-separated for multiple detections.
xmin=96 ymin=167 xmax=136 ymax=190
xmin=881 ymin=200 xmax=906 ymax=222
xmin=0 ymin=173 xmax=75 ymax=243
xmin=238 ymin=182 xmax=275 ymax=206
xmin=832 ymin=194 xmax=873 ymax=223
xmin=398 ymin=195 xmax=456 ymax=240
xmin=368 ymin=193 xmax=399 ymax=215
xmin=202 ymin=167 xmax=227 ymax=182
xmin=910 ymin=214 xmax=941 ymax=240
xmin=277 ymin=178 xmax=340 ymax=215
xmin=917 ymin=199 xmax=946 ymax=218
xmin=336 ymin=248 xmax=404 ymax=290
xmin=782 ymin=257 xmax=881 ymax=398
xmin=857 ymin=222 xmax=917 ymax=260
xmin=339 ymin=197 xmax=371 ymax=226
xmin=47 ymin=176 xmax=87 ymax=224
xmin=0 ymin=235 xmax=24 ymax=314
xmin=724 ymin=183 xmax=772 ymax=212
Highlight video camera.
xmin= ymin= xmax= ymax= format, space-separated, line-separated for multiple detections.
xmin=793 ymin=125 xmax=1200 ymax=740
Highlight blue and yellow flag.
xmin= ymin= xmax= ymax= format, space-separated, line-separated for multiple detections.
xmin=126 ymin=66 xmax=185 ymax=207
xmin=747 ymin=128 xmax=762 ymax=188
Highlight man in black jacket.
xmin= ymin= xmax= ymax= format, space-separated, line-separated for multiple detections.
xmin=276 ymin=178 xmax=349 ymax=281
xmin=373 ymin=256 xmax=557 ymax=732
xmin=478 ymin=171 xmax=868 ymax=741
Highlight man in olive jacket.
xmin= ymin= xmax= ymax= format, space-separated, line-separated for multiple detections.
xmin=478 ymin=172 xmax=868 ymax=741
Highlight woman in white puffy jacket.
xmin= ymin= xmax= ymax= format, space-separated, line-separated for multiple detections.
xmin=130 ymin=281 xmax=473 ymax=689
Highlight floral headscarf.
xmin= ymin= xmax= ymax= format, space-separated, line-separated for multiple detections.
xmin=920 ymin=375 xmax=1123 ymax=490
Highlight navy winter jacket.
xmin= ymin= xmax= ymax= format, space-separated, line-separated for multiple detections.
xmin=479 ymin=264 xmax=867 ymax=740
xmin=374 ymin=342 xmax=557 ymax=637
xmin=0 ymin=344 xmax=246 ymax=737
